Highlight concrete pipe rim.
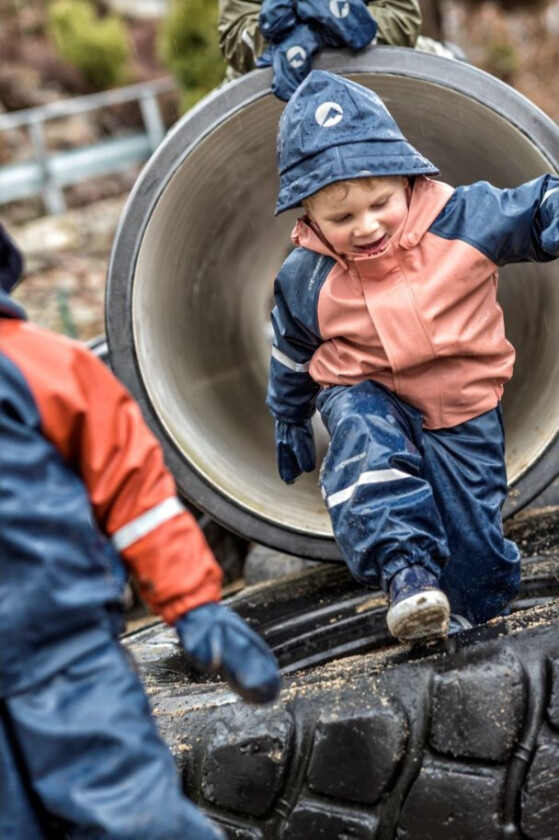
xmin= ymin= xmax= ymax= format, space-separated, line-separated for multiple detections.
xmin=106 ymin=46 xmax=559 ymax=559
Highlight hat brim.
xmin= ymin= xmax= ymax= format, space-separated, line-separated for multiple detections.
xmin=275 ymin=139 xmax=439 ymax=215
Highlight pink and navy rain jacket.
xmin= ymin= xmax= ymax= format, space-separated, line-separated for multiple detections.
xmin=267 ymin=174 xmax=559 ymax=429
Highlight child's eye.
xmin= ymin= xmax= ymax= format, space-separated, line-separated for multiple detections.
xmin=372 ymin=200 xmax=387 ymax=209
xmin=333 ymin=214 xmax=351 ymax=224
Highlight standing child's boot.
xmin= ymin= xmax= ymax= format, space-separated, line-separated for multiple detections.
xmin=386 ymin=565 xmax=450 ymax=641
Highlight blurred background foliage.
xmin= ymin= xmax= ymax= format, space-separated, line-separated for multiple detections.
xmin=158 ymin=0 xmax=225 ymax=111
xmin=48 ymin=0 xmax=131 ymax=89
xmin=43 ymin=0 xmax=225 ymax=109
xmin=0 ymin=1 xmax=556 ymax=115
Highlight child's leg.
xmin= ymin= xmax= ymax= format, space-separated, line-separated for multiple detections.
xmin=421 ymin=407 xmax=521 ymax=626
xmin=0 ymin=702 xmax=50 ymax=840
xmin=5 ymin=640 xmax=224 ymax=840
xmin=317 ymin=380 xmax=450 ymax=589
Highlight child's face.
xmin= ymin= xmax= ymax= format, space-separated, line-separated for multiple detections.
xmin=306 ymin=176 xmax=409 ymax=257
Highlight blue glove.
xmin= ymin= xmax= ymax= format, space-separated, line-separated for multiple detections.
xmin=275 ymin=418 xmax=316 ymax=483
xmin=259 ymin=0 xmax=298 ymax=43
xmin=295 ymin=0 xmax=377 ymax=50
xmin=257 ymin=22 xmax=325 ymax=101
xmin=175 ymin=602 xmax=281 ymax=704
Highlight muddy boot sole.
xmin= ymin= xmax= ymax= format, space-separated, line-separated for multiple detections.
xmin=387 ymin=590 xmax=450 ymax=641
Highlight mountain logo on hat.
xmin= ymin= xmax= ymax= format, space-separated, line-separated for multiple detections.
xmin=329 ymin=0 xmax=350 ymax=18
xmin=286 ymin=46 xmax=307 ymax=68
xmin=315 ymin=101 xmax=344 ymax=128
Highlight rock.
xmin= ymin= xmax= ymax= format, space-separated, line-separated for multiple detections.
xmin=244 ymin=543 xmax=324 ymax=584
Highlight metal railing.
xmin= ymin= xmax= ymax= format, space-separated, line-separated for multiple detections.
xmin=0 ymin=77 xmax=177 ymax=215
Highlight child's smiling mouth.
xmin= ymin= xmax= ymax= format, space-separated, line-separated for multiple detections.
xmin=354 ymin=234 xmax=389 ymax=255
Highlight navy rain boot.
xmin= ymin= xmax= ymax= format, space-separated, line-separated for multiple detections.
xmin=386 ymin=565 xmax=450 ymax=641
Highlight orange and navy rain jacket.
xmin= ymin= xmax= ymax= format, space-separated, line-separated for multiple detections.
xmin=0 ymin=294 xmax=222 ymax=696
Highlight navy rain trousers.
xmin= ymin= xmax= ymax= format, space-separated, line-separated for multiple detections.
xmin=316 ymin=381 xmax=521 ymax=625
xmin=0 ymin=638 xmax=222 ymax=840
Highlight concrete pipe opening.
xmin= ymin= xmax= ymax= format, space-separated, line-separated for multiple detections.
xmin=106 ymin=48 xmax=559 ymax=560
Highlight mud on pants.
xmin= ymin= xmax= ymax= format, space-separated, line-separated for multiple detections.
xmin=0 ymin=639 xmax=223 ymax=840
xmin=316 ymin=380 xmax=521 ymax=626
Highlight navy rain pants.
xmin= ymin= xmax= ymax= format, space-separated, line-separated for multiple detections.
xmin=0 ymin=639 xmax=223 ymax=840
xmin=316 ymin=381 xmax=521 ymax=625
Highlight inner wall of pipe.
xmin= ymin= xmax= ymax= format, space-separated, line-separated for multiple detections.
xmin=133 ymin=74 xmax=559 ymax=537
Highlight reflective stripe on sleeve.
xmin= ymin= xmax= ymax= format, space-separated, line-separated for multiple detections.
xmin=542 ymin=187 xmax=559 ymax=205
xmin=241 ymin=28 xmax=256 ymax=56
xmin=271 ymin=346 xmax=311 ymax=373
xmin=326 ymin=468 xmax=410 ymax=508
xmin=112 ymin=496 xmax=185 ymax=551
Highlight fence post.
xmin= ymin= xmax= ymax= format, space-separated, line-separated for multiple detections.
xmin=139 ymin=90 xmax=167 ymax=152
xmin=28 ymin=118 xmax=67 ymax=215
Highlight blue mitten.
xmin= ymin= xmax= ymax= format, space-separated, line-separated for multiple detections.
xmin=275 ymin=418 xmax=316 ymax=483
xmin=295 ymin=0 xmax=377 ymax=49
xmin=259 ymin=22 xmax=325 ymax=101
xmin=259 ymin=0 xmax=298 ymax=43
xmin=175 ymin=602 xmax=281 ymax=704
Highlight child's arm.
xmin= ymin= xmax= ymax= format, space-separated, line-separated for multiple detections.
xmin=219 ymin=0 xmax=265 ymax=76
xmin=266 ymin=253 xmax=327 ymax=425
xmin=267 ymin=280 xmax=321 ymax=482
xmin=431 ymin=174 xmax=559 ymax=265
xmin=7 ymin=322 xmax=222 ymax=623
xmin=267 ymin=250 xmax=331 ymax=482
xmin=363 ymin=0 xmax=422 ymax=47
xmin=4 ymin=322 xmax=280 ymax=703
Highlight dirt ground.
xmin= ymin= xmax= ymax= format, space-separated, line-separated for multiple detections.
xmin=8 ymin=192 xmax=130 ymax=340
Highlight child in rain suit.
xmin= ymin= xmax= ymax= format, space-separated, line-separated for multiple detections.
xmin=266 ymin=69 xmax=559 ymax=641
xmin=0 ymin=225 xmax=280 ymax=840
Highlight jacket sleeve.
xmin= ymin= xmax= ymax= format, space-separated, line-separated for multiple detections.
xmin=11 ymin=324 xmax=222 ymax=624
xmin=218 ymin=0 xmax=421 ymax=74
xmin=218 ymin=0 xmax=265 ymax=75
xmin=430 ymin=175 xmax=559 ymax=266
xmin=266 ymin=251 xmax=331 ymax=424
xmin=371 ymin=0 xmax=421 ymax=47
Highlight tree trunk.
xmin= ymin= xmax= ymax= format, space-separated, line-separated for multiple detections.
xmin=418 ymin=0 xmax=444 ymax=40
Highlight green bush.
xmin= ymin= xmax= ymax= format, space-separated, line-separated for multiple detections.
xmin=159 ymin=0 xmax=225 ymax=111
xmin=48 ymin=0 xmax=131 ymax=89
xmin=484 ymin=38 xmax=519 ymax=82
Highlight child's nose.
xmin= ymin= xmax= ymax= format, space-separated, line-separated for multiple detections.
xmin=356 ymin=213 xmax=379 ymax=236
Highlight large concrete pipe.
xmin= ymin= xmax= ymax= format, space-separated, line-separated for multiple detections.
xmin=106 ymin=47 xmax=559 ymax=560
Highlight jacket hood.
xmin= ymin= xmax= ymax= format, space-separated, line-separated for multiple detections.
xmin=276 ymin=70 xmax=439 ymax=214
xmin=291 ymin=176 xmax=454 ymax=264
xmin=0 ymin=224 xmax=23 ymax=293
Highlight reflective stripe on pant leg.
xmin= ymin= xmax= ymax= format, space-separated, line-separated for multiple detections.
xmin=317 ymin=381 xmax=450 ymax=590
xmin=6 ymin=640 xmax=223 ymax=840
xmin=421 ymin=407 xmax=521 ymax=625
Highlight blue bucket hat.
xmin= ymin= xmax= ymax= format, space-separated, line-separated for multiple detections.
xmin=276 ymin=70 xmax=439 ymax=214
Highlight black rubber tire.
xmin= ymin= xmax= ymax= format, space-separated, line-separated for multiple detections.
xmin=124 ymin=506 xmax=559 ymax=840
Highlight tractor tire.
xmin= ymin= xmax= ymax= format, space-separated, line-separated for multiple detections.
xmin=124 ymin=506 xmax=559 ymax=840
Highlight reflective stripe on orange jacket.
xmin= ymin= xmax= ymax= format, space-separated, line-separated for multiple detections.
xmin=1 ymin=309 xmax=223 ymax=696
